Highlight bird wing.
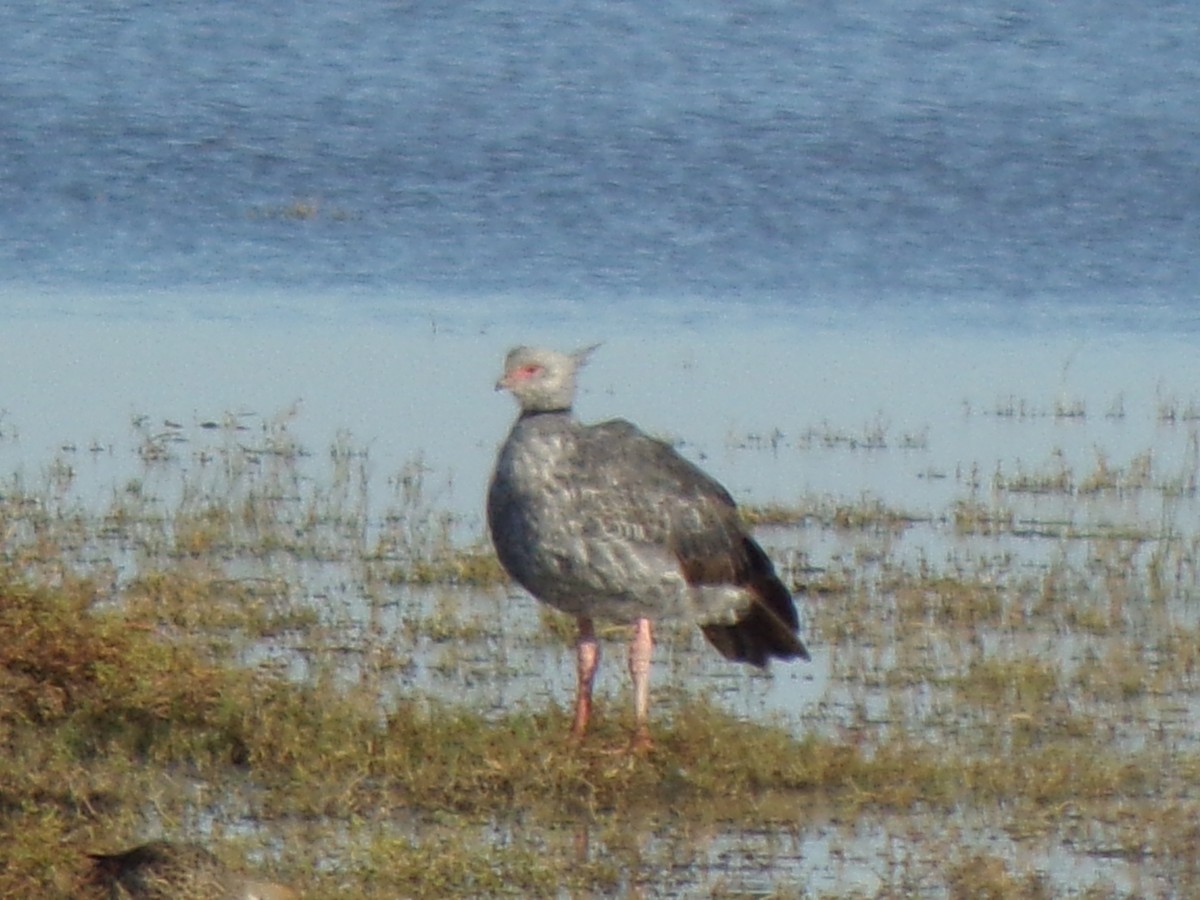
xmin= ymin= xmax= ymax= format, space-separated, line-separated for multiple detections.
xmin=563 ymin=419 xmax=750 ymax=583
xmin=565 ymin=419 xmax=807 ymax=665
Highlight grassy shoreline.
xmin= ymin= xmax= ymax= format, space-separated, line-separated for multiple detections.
xmin=2 ymin=406 xmax=1199 ymax=896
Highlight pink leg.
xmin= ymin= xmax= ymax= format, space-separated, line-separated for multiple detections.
xmin=570 ymin=617 xmax=599 ymax=741
xmin=628 ymin=617 xmax=654 ymax=750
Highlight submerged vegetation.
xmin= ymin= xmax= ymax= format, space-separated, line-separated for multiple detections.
xmin=1 ymin=398 xmax=1199 ymax=896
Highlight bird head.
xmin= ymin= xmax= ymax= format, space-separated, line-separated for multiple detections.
xmin=496 ymin=344 xmax=600 ymax=414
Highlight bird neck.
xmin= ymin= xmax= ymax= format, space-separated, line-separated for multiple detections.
xmin=518 ymin=406 xmax=573 ymax=420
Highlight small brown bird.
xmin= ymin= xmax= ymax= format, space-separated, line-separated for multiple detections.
xmin=82 ymin=841 xmax=297 ymax=900
xmin=487 ymin=345 xmax=809 ymax=748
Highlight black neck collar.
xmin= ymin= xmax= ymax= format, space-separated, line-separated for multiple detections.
xmin=519 ymin=407 xmax=572 ymax=420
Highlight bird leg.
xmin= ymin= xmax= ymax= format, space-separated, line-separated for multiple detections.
xmin=570 ymin=617 xmax=599 ymax=741
xmin=628 ymin=617 xmax=654 ymax=751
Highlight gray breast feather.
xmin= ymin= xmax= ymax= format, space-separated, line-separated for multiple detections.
xmin=488 ymin=415 xmax=755 ymax=621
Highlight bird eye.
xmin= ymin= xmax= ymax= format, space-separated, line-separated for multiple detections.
xmin=519 ymin=364 xmax=542 ymax=378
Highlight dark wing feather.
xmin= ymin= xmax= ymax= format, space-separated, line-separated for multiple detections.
xmin=699 ymin=536 xmax=809 ymax=666
xmin=573 ymin=420 xmax=808 ymax=666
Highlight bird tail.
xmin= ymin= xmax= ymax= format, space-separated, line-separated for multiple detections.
xmin=700 ymin=538 xmax=810 ymax=667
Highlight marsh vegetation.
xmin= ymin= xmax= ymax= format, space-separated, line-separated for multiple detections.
xmin=2 ymin=392 xmax=1199 ymax=897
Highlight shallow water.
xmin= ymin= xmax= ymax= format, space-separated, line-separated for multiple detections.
xmin=5 ymin=312 xmax=1199 ymax=517
xmin=5 ymin=312 xmax=1199 ymax=894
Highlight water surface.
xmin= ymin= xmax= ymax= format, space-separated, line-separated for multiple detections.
xmin=2 ymin=0 xmax=1199 ymax=329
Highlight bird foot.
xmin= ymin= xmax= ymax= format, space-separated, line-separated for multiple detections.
xmin=564 ymin=730 xmax=654 ymax=756
xmin=627 ymin=727 xmax=653 ymax=754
